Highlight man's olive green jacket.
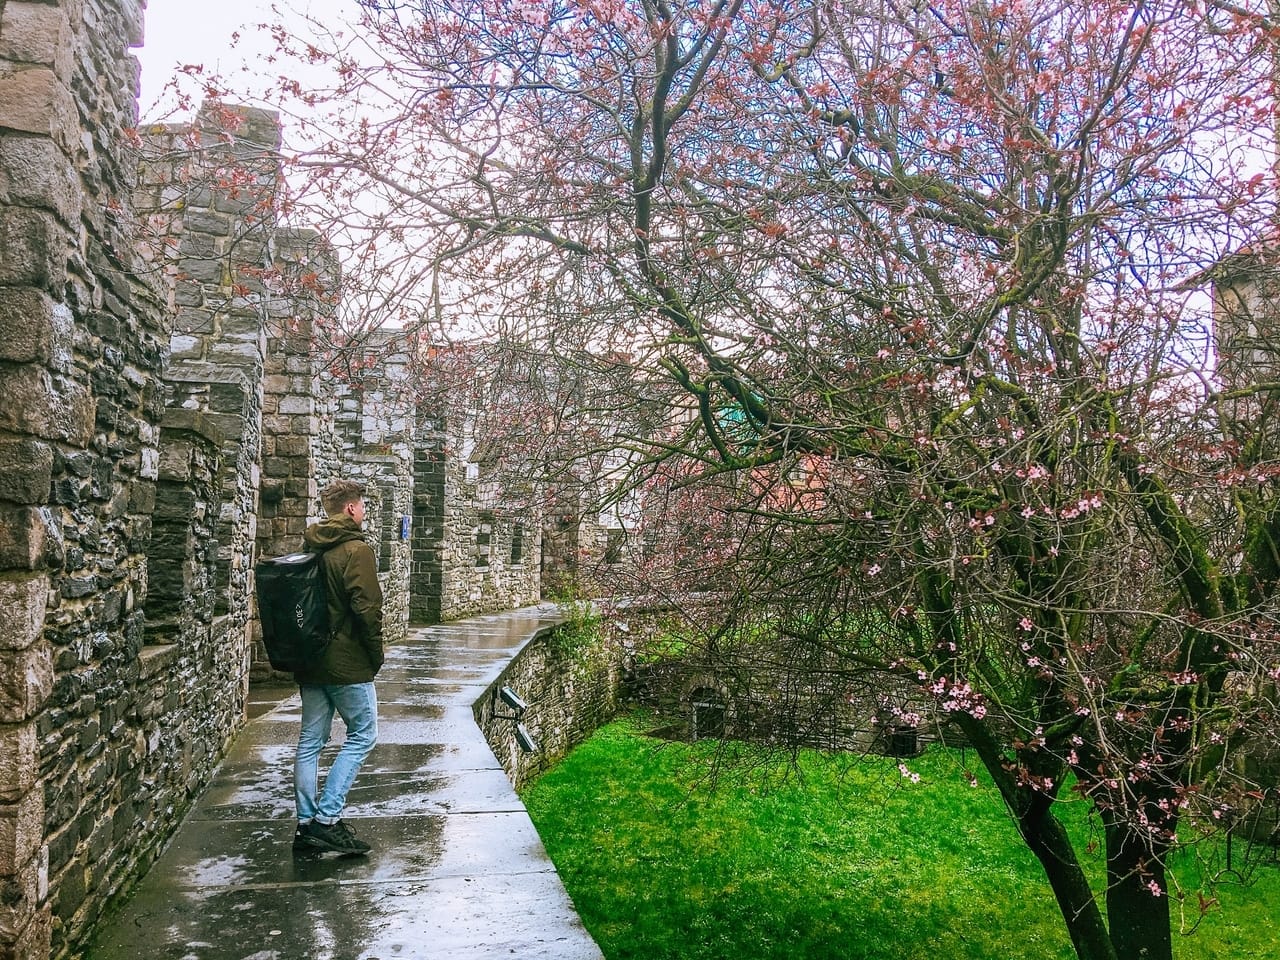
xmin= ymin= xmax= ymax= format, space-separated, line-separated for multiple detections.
xmin=294 ymin=515 xmax=384 ymax=685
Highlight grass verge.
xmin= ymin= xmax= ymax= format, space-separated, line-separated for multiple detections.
xmin=521 ymin=714 xmax=1280 ymax=960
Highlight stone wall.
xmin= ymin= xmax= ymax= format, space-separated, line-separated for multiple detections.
xmin=474 ymin=619 xmax=622 ymax=790
xmin=343 ymin=342 xmax=548 ymax=627
xmin=1208 ymin=256 xmax=1280 ymax=848
xmin=135 ymin=105 xmax=282 ymax=628
xmin=343 ymin=452 xmax=412 ymax=648
xmin=249 ymin=227 xmax=340 ymax=677
xmin=413 ymin=404 xmax=543 ymax=622
xmin=541 ymin=482 xmax=641 ymax=600
xmin=0 ymin=0 xmax=173 ymax=956
xmin=617 ymin=606 xmax=950 ymax=757
xmin=409 ymin=422 xmax=446 ymax=623
xmin=316 ymin=332 xmax=416 ymax=645
xmin=257 ymin=228 xmax=336 ymax=561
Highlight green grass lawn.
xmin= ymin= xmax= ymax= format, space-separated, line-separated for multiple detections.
xmin=520 ymin=715 xmax=1280 ymax=960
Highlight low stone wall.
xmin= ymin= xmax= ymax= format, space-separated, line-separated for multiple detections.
xmin=474 ymin=617 xmax=622 ymax=791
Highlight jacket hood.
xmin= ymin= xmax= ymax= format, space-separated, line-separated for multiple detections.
xmin=303 ymin=514 xmax=368 ymax=551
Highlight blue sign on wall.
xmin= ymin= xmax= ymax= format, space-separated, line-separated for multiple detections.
xmin=400 ymin=515 xmax=411 ymax=540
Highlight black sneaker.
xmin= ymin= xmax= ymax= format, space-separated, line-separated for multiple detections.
xmin=292 ymin=821 xmax=326 ymax=853
xmin=305 ymin=818 xmax=372 ymax=855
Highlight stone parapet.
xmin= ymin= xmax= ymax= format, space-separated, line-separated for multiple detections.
xmin=474 ymin=620 xmax=621 ymax=790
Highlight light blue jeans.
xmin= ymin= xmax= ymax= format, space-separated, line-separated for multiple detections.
xmin=294 ymin=682 xmax=378 ymax=824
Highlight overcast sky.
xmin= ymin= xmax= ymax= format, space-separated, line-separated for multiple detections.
xmin=136 ymin=0 xmax=351 ymax=118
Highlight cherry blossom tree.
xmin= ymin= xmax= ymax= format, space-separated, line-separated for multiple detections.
xmin=184 ymin=1 xmax=1280 ymax=958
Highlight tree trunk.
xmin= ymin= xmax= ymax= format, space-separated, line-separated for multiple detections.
xmin=1019 ymin=807 xmax=1119 ymax=960
xmin=951 ymin=713 xmax=1117 ymax=960
xmin=1104 ymin=816 xmax=1173 ymax=960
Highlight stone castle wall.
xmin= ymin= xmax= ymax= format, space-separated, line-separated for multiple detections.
xmin=1 ymin=1 xmax=173 ymax=955
xmin=0 ymin=7 xmax=547 ymax=959
xmin=430 ymin=409 xmax=543 ymax=622
xmin=316 ymin=333 xmax=417 ymax=646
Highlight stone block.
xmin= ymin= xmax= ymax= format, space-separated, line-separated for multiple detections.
xmin=0 ymin=207 xmax=61 ymax=291
xmin=0 ymin=367 xmax=93 ymax=445
xmin=168 ymin=334 xmax=202 ymax=361
xmin=0 ymin=576 xmax=47 ymax=653
xmin=262 ymin=374 xmax=291 ymax=394
xmin=274 ymin=435 xmax=309 ymax=457
xmin=261 ymin=456 xmax=294 ymax=481
xmin=0 ymin=788 xmax=43 ymax=877
xmin=183 ymin=211 xmax=231 ymax=237
xmin=0 ymin=439 xmax=52 ymax=504
xmin=0 ymin=645 xmax=51 ymax=723
xmin=198 ymin=103 xmax=282 ymax=150
xmin=177 ymin=254 xmax=225 ymax=285
xmin=222 ymin=308 xmax=264 ymax=338
xmin=203 ymin=412 xmax=243 ymax=441
xmin=156 ymin=437 xmax=193 ymax=482
xmin=207 ymin=380 xmax=247 ymax=414
xmin=161 ymin=408 xmax=225 ymax=447
xmin=173 ymin=279 xmax=204 ymax=308
xmin=50 ymin=854 xmax=84 ymax=925
xmin=176 ymin=228 xmax=219 ymax=263
xmin=0 ymin=288 xmax=54 ymax=364
xmin=278 ymin=395 xmax=313 ymax=415
xmin=0 ymin=860 xmax=42 ymax=946
xmin=129 ymin=480 xmax=156 ymax=517
xmin=0 ymin=723 xmax=38 ymax=803
xmin=0 ymin=68 xmax=74 ymax=146
xmin=208 ymin=339 xmax=263 ymax=365
xmin=0 ymin=506 xmax=62 ymax=572
xmin=173 ymin=308 xmax=213 ymax=334
xmin=0 ymin=3 xmax=72 ymax=71
xmin=0 ymin=134 xmax=78 ymax=226
xmin=139 ymin=446 xmax=160 ymax=481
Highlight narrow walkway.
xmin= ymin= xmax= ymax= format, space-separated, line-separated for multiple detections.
xmin=87 ymin=605 xmax=605 ymax=960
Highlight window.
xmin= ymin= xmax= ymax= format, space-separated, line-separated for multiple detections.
xmin=475 ymin=521 xmax=492 ymax=567
xmin=510 ymin=523 xmax=524 ymax=565
xmin=605 ymin=527 xmax=626 ymax=565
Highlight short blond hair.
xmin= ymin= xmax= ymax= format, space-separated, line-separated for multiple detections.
xmin=320 ymin=479 xmax=365 ymax=517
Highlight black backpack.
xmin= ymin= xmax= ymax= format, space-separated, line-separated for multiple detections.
xmin=254 ymin=550 xmax=333 ymax=672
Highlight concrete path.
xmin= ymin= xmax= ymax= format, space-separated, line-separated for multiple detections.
xmin=86 ymin=605 xmax=605 ymax=960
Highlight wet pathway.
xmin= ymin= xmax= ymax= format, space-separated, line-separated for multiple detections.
xmin=87 ymin=605 xmax=605 ymax=960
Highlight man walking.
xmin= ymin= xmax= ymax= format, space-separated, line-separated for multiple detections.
xmin=292 ymin=479 xmax=384 ymax=855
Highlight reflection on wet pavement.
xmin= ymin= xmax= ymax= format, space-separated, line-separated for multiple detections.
xmin=85 ymin=605 xmax=604 ymax=960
